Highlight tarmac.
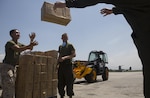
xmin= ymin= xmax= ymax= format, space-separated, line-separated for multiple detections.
xmin=0 ymin=72 xmax=144 ymax=98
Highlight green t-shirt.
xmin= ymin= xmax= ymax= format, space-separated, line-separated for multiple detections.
xmin=58 ymin=42 xmax=75 ymax=62
xmin=3 ymin=40 xmax=24 ymax=66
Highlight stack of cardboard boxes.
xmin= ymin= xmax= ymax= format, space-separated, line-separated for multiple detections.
xmin=16 ymin=50 xmax=58 ymax=98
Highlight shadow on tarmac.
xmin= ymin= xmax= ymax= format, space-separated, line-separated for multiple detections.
xmin=74 ymin=79 xmax=103 ymax=84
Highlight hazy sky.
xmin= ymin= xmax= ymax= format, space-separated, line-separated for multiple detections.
xmin=0 ymin=0 xmax=142 ymax=70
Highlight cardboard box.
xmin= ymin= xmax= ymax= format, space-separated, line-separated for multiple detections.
xmin=41 ymin=1 xmax=71 ymax=26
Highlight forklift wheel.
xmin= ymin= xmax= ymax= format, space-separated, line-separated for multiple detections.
xmin=84 ymin=68 xmax=97 ymax=83
xmin=102 ymin=67 xmax=109 ymax=81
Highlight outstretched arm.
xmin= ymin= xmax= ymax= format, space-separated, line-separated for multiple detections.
xmin=100 ymin=7 xmax=123 ymax=16
xmin=11 ymin=41 xmax=38 ymax=52
xmin=54 ymin=0 xmax=113 ymax=9
xmin=11 ymin=32 xmax=38 ymax=52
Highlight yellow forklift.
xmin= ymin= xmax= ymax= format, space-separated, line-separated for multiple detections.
xmin=73 ymin=50 xmax=109 ymax=83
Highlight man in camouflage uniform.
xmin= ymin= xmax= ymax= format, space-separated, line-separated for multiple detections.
xmin=1 ymin=29 xmax=38 ymax=98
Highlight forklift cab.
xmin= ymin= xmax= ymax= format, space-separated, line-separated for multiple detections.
xmin=88 ymin=51 xmax=108 ymax=64
xmin=88 ymin=51 xmax=108 ymax=75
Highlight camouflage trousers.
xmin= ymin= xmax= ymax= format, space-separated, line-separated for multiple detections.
xmin=0 ymin=63 xmax=17 ymax=98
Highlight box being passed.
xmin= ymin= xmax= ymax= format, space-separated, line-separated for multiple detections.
xmin=41 ymin=2 xmax=71 ymax=26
